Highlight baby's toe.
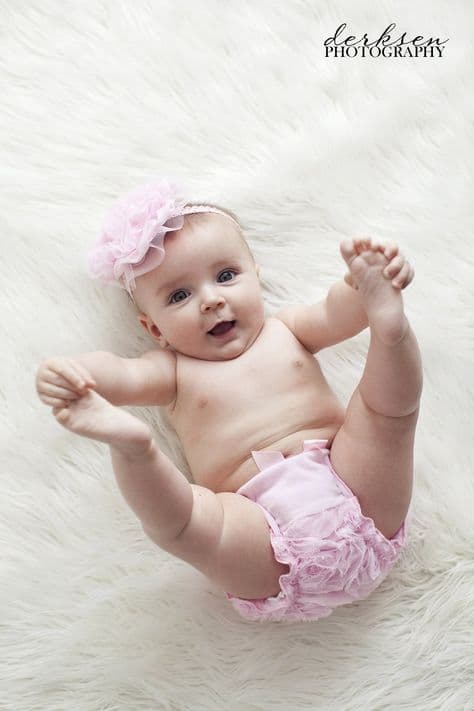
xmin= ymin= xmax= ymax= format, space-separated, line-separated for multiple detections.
xmin=340 ymin=239 xmax=358 ymax=266
xmin=350 ymin=254 xmax=370 ymax=282
xmin=53 ymin=406 xmax=71 ymax=423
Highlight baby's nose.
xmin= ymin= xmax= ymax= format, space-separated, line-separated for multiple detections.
xmin=201 ymin=291 xmax=225 ymax=311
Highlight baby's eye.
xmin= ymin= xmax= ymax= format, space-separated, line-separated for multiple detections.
xmin=218 ymin=269 xmax=237 ymax=282
xmin=169 ymin=290 xmax=188 ymax=304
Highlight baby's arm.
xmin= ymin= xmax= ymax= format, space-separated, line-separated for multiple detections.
xmin=75 ymin=350 xmax=176 ymax=406
xmin=36 ymin=350 xmax=176 ymax=409
xmin=278 ymin=281 xmax=368 ymax=354
xmin=277 ymin=238 xmax=412 ymax=353
xmin=324 ymin=279 xmax=369 ymax=343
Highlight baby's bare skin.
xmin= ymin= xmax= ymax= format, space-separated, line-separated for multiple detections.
xmin=52 ymin=315 xmax=345 ymax=491
xmin=165 ymin=316 xmax=345 ymax=492
xmin=46 ymin=238 xmax=410 ymax=480
xmin=37 ymin=228 xmax=421 ymax=600
xmin=167 ymin=238 xmax=411 ymax=491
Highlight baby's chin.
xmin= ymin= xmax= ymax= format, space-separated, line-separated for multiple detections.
xmin=181 ymin=330 xmax=264 ymax=361
xmin=171 ymin=339 xmax=247 ymax=361
xmin=178 ymin=347 xmax=244 ymax=362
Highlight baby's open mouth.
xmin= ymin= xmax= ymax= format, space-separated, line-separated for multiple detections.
xmin=208 ymin=320 xmax=236 ymax=336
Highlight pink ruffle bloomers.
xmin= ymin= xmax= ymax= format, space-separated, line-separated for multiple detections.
xmin=226 ymin=440 xmax=411 ymax=622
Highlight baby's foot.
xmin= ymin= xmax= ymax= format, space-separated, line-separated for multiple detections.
xmin=53 ymin=389 xmax=153 ymax=457
xmin=340 ymin=240 xmax=408 ymax=345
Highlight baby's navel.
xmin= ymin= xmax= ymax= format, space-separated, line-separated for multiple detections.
xmin=294 ymin=359 xmax=303 ymax=368
xmin=198 ymin=397 xmax=208 ymax=409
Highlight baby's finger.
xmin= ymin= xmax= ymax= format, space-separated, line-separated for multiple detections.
xmin=47 ymin=359 xmax=87 ymax=390
xmin=69 ymin=361 xmax=97 ymax=387
xmin=392 ymin=262 xmax=412 ymax=288
xmin=40 ymin=369 xmax=84 ymax=396
xmin=383 ymin=243 xmax=399 ymax=260
xmin=370 ymin=240 xmax=383 ymax=252
xmin=383 ymin=254 xmax=405 ymax=278
xmin=42 ymin=394 xmax=71 ymax=408
xmin=354 ymin=237 xmax=371 ymax=253
xmin=39 ymin=383 xmax=81 ymax=400
xmin=38 ymin=390 xmax=78 ymax=407
xmin=401 ymin=263 xmax=414 ymax=288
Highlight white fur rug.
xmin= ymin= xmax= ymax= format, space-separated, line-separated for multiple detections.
xmin=2 ymin=2 xmax=473 ymax=709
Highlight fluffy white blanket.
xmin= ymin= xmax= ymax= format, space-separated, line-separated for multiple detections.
xmin=2 ymin=2 xmax=473 ymax=709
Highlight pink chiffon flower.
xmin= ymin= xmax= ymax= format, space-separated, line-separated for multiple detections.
xmin=86 ymin=178 xmax=188 ymax=294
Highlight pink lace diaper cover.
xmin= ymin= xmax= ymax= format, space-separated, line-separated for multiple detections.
xmin=226 ymin=440 xmax=410 ymax=622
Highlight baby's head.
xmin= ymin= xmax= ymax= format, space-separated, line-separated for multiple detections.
xmin=87 ymin=179 xmax=264 ymax=361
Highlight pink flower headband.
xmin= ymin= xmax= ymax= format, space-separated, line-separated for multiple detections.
xmin=86 ymin=178 xmax=240 ymax=296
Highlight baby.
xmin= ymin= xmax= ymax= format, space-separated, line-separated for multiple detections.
xmin=35 ymin=178 xmax=423 ymax=622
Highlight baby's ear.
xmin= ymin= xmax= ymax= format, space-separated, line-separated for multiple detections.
xmin=137 ymin=313 xmax=149 ymax=332
xmin=137 ymin=313 xmax=158 ymax=337
xmin=137 ymin=314 xmax=168 ymax=348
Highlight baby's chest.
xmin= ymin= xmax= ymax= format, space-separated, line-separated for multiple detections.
xmin=172 ymin=330 xmax=320 ymax=428
xmin=185 ymin=353 xmax=310 ymax=416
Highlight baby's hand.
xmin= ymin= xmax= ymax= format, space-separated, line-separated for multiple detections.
xmin=36 ymin=357 xmax=97 ymax=409
xmin=343 ymin=237 xmax=414 ymax=290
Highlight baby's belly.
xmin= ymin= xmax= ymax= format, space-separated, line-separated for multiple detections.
xmin=174 ymin=398 xmax=345 ymax=493
xmin=213 ymin=423 xmax=344 ymax=493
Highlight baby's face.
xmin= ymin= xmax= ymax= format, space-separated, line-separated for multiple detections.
xmin=133 ymin=214 xmax=265 ymax=361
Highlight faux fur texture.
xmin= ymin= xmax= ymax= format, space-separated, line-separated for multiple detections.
xmin=2 ymin=2 xmax=473 ymax=709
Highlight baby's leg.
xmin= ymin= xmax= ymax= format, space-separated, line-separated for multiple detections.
xmin=54 ymin=392 xmax=287 ymax=598
xmin=54 ymin=391 xmax=193 ymax=541
xmin=329 ymin=243 xmax=423 ymax=539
